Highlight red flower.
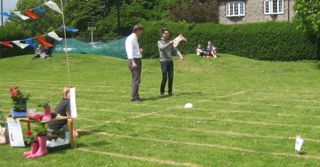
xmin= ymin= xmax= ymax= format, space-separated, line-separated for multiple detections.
xmin=34 ymin=114 xmax=43 ymax=121
xmin=25 ymin=130 xmax=32 ymax=136
xmin=8 ymin=85 xmax=14 ymax=91
xmin=12 ymin=90 xmax=19 ymax=97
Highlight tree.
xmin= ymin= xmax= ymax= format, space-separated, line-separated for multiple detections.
xmin=169 ymin=0 xmax=219 ymax=23
xmin=294 ymin=0 xmax=320 ymax=58
xmin=294 ymin=0 xmax=320 ymax=37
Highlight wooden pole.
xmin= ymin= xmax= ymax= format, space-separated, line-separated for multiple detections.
xmin=59 ymin=0 xmax=72 ymax=87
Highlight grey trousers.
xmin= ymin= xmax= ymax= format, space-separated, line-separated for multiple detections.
xmin=160 ymin=61 xmax=174 ymax=94
xmin=128 ymin=58 xmax=142 ymax=100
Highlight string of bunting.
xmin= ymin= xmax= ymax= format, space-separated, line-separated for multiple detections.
xmin=0 ymin=0 xmax=62 ymax=21
xmin=0 ymin=26 xmax=79 ymax=49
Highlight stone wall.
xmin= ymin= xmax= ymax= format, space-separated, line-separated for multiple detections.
xmin=218 ymin=0 xmax=295 ymax=24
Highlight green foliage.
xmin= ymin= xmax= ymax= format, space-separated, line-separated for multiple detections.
xmin=170 ymin=0 xmax=219 ymax=23
xmin=96 ymin=0 xmax=177 ymax=39
xmin=294 ymin=0 xmax=320 ymax=37
xmin=139 ymin=21 xmax=318 ymax=61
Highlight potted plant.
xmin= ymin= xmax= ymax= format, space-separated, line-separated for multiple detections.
xmin=9 ymin=86 xmax=30 ymax=116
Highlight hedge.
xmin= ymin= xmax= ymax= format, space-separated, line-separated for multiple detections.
xmin=0 ymin=23 xmax=34 ymax=58
xmin=139 ymin=21 xmax=319 ymax=61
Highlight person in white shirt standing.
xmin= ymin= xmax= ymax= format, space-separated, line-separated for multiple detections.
xmin=125 ymin=24 xmax=144 ymax=102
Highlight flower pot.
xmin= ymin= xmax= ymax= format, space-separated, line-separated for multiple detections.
xmin=13 ymin=98 xmax=28 ymax=112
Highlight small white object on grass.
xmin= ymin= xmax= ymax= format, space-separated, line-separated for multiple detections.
xmin=184 ymin=103 xmax=193 ymax=109
xmin=295 ymin=135 xmax=304 ymax=152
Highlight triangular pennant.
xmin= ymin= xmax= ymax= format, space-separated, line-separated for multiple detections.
xmin=45 ymin=0 xmax=63 ymax=14
xmin=12 ymin=41 xmax=29 ymax=49
xmin=48 ymin=31 xmax=63 ymax=41
xmin=37 ymin=36 xmax=53 ymax=48
xmin=33 ymin=6 xmax=46 ymax=14
xmin=13 ymin=11 xmax=30 ymax=20
xmin=24 ymin=38 xmax=37 ymax=48
xmin=59 ymin=26 xmax=79 ymax=33
xmin=24 ymin=10 xmax=39 ymax=19
xmin=0 ymin=12 xmax=14 ymax=19
xmin=0 ymin=42 xmax=13 ymax=48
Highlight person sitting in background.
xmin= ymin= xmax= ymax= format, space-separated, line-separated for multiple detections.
xmin=207 ymin=41 xmax=217 ymax=58
xmin=196 ymin=44 xmax=206 ymax=57
xmin=33 ymin=44 xmax=48 ymax=60
xmin=48 ymin=87 xmax=79 ymax=139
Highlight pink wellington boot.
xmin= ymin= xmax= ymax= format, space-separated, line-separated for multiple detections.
xmin=29 ymin=136 xmax=48 ymax=158
xmin=23 ymin=142 xmax=39 ymax=158
xmin=42 ymin=106 xmax=52 ymax=122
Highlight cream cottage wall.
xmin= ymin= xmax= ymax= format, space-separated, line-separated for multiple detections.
xmin=218 ymin=0 xmax=295 ymax=24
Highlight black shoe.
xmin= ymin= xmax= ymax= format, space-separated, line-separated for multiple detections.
xmin=137 ymin=97 xmax=144 ymax=101
xmin=168 ymin=93 xmax=174 ymax=96
xmin=131 ymin=98 xmax=143 ymax=103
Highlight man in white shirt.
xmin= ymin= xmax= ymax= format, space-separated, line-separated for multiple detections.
xmin=125 ymin=24 xmax=144 ymax=102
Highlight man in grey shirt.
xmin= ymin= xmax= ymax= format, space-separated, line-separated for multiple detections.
xmin=158 ymin=28 xmax=184 ymax=97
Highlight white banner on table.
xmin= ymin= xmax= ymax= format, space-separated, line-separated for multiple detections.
xmin=7 ymin=119 xmax=25 ymax=147
xmin=295 ymin=136 xmax=304 ymax=152
xmin=70 ymin=87 xmax=78 ymax=119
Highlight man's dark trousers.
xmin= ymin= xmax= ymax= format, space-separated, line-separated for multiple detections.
xmin=129 ymin=58 xmax=142 ymax=100
xmin=160 ymin=61 xmax=174 ymax=94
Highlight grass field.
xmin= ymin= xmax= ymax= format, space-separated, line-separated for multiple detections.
xmin=0 ymin=54 xmax=320 ymax=166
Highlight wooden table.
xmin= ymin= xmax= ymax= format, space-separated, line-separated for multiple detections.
xmin=15 ymin=116 xmax=76 ymax=148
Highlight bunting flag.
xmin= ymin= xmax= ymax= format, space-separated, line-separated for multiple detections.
xmin=0 ymin=42 xmax=13 ymax=48
xmin=59 ymin=26 xmax=79 ymax=33
xmin=0 ymin=26 xmax=79 ymax=49
xmin=13 ymin=11 xmax=30 ymax=20
xmin=45 ymin=0 xmax=63 ymax=14
xmin=24 ymin=38 xmax=37 ymax=48
xmin=24 ymin=10 xmax=39 ymax=19
xmin=0 ymin=12 xmax=14 ymax=19
xmin=33 ymin=6 xmax=46 ymax=14
xmin=37 ymin=36 xmax=53 ymax=48
xmin=12 ymin=41 xmax=29 ymax=49
xmin=48 ymin=31 xmax=63 ymax=41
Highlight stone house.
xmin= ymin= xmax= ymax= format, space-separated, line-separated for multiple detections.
xmin=218 ymin=0 xmax=295 ymax=24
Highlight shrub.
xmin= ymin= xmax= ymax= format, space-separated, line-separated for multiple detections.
xmin=0 ymin=22 xmax=34 ymax=58
xmin=139 ymin=21 xmax=318 ymax=61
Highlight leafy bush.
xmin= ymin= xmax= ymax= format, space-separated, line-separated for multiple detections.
xmin=170 ymin=0 xmax=219 ymax=23
xmin=139 ymin=21 xmax=318 ymax=61
xmin=0 ymin=22 xmax=34 ymax=58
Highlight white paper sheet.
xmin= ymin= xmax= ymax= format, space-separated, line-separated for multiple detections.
xmin=295 ymin=136 xmax=304 ymax=152
xmin=7 ymin=119 xmax=25 ymax=147
xmin=70 ymin=88 xmax=78 ymax=119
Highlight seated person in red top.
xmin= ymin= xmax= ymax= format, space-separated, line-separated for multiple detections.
xmin=206 ymin=41 xmax=217 ymax=58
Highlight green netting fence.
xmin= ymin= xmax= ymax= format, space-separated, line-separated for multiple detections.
xmin=53 ymin=38 xmax=127 ymax=59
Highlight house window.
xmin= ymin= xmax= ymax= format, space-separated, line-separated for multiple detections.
xmin=264 ymin=0 xmax=284 ymax=15
xmin=226 ymin=1 xmax=245 ymax=17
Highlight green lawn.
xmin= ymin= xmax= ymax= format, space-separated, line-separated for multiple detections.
xmin=0 ymin=54 xmax=320 ymax=167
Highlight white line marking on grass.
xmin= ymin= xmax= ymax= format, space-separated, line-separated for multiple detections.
xmin=180 ymin=108 xmax=320 ymax=119
xmin=214 ymin=90 xmax=248 ymax=99
xmin=149 ymin=114 xmax=320 ymax=129
xmin=79 ymin=118 xmax=320 ymax=143
xmin=78 ymin=148 xmax=200 ymax=167
xmin=95 ymin=132 xmax=320 ymax=160
xmin=212 ymin=101 xmax=320 ymax=109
